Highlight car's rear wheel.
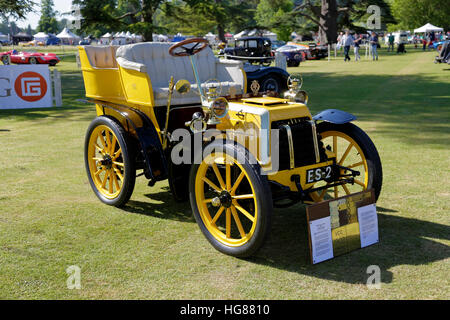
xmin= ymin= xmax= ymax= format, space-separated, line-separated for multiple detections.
xmin=309 ymin=122 xmax=383 ymax=202
xmin=85 ymin=116 xmax=136 ymax=207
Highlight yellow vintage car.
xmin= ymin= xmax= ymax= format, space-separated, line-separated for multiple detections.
xmin=78 ymin=38 xmax=382 ymax=257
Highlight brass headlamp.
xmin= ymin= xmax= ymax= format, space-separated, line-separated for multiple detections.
xmin=284 ymin=75 xmax=309 ymax=104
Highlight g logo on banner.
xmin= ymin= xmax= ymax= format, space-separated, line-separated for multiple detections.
xmin=14 ymin=71 xmax=48 ymax=102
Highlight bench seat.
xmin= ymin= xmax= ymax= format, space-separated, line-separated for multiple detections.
xmin=115 ymin=42 xmax=245 ymax=106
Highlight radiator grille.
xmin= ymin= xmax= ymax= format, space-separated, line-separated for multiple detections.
xmin=272 ymin=118 xmax=327 ymax=171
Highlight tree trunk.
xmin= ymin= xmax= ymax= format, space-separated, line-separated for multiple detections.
xmin=318 ymin=0 xmax=338 ymax=45
xmin=217 ymin=24 xmax=225 ymax=42
xmin=141 ymin=1 xmax=154 ymax=42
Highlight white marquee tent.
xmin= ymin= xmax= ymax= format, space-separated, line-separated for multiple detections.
xmin=33 ymin=32 xmax=49 ymax=42
xmin=414 ymin=23 xmax=443 ymax=33
xmin=56 ymin=28 xmax=80 ymax=44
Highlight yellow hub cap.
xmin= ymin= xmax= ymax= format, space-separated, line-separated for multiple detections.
xmin=195 ymin=153 xmax=258 ymax=247
xmin=310 ymin=131 xmax=368 ymax=202
xmin=88 ymin=125 xmax=125 ymax=199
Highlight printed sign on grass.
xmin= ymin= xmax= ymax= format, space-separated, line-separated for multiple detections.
xmin=0 ymin=65 xmax=52 ymax=109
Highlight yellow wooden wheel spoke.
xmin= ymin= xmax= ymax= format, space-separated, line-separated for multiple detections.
xmin=113 ymin=167 xmax=124 ymax=182
xmin=342 ymin=184 xmax=351 ymax=195
xmin=202 ymin=177 xmax=221 ymax=193
xmin=232 ymin=194 xmax=255 ymax=200
xmin=226 ymin=208 xmax=231 ymax=238
xmin=230 ymin=171 xmax=245 ymax=195
xmin=212 ymin=162 xmax=226 ymax=190
xmin=98 ymin=132 xmax=107 ymax=150
xmin=94 ymin=167 xmax=105 ymax=177
xmin=334 ymin=186 xmax=338 ymax=198
xmin=354 ymin=179 xmax=365 ymax=187
xmin=95 ymin=143 xmax=106 ymax=155
xmin=113 ymin=161 xmax=124 ymax=167
xmin=203 ymin=198 xmax=213 ymax=204
xmin=233 ymin=201 xmax=255 ymax=222
xmin=105 ymin=131 xmax=112 ymax=153
xmin=101 ymin=171 xmax=110 ymax=188
xmin=112 ymin=149 xmax=122 ymax=160
xmin=108 ymin=171 xmax=114 ymax=193
xmin=110 ymin=136 xmax=117 ymax=154
xmin=226 ymin=163 xmax=231 ymax=190
xmin=318 ymin=182 xmax=331 ymax=201
xmin=339 ymin=142 xmax=354 ymax=165
xmin=231 ymin=207 xmax=246 ymax=238
xmin=112 ymin=172 xmax=120 ymax=191
xmin=333 ymin=135 xmax=337 ymax=153
xmin=211 ymin=206 xmax=225 ymax=225
xmin=348 ymin=161 xmax=364 ymax=168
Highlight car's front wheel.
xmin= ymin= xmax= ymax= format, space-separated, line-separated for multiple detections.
xmin=189 ymin=141 xmax=273 ymax=257
xmin=29 ymin=57 xmax=38 ymax=64
xmin=309 ymin=122 xmax=383 ymax=202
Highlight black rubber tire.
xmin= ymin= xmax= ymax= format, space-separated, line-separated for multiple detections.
xmin=189 ymin=140 xmax=273 ymax=258
xmin=317 ymin=122 xmax=383 ymax=201
xmin=1 ymin=55 xmax=10 ymax=65
xmin=29 ymin=57 xmax=38 ymax=64
xmin=260 ymin=74 xmax=284 ymax=94
xmin=84 ymin=116 xmax=136 ymax=207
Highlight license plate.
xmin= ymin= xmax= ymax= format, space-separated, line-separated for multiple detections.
xmin=306 ymin=165 xmax=333 ymax=184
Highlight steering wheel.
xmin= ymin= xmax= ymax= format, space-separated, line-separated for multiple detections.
xmin=169 ymin=38 xmax=209 ymax=57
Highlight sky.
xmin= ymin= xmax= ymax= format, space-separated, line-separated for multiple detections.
xmin=16 ymin=0 xmax=75 ymax=29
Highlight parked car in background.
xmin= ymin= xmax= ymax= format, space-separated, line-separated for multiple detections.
xmin=0 ymin=49 xmax=60 ymax=66
xmin=79 ymin=39 xmax=92 ymax=46
xmin=307 ymin=42 xmax=328 ymax=59
xmin=286 ymin=42 xmax=328 ymax=60
xmin=276 ymin=44 xmax=305 ymax=67
xmin=271 ymin=40 xmax=286 ymax=51
xmin=222 ymin=37 xmax=273 ymax=66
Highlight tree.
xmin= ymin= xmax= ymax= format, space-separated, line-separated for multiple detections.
xmin=0 ymin=0 xmax=35 ymax=20
xmin=162 ymin=0 xmax=259 ymax=42
xmin=255 ymin=0 xmax=294 ymax=42
xmin=390 ymin=0 xmax=450 ymax=31
xmin=37 ymin=0 xmax=58 ymax=34
xmin=292 ymin=0 xmax=395 ymax=44
xmin=72 ymin=0 xmax=167 ymax=41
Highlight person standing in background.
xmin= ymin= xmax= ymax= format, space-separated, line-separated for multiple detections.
xmin=336 ymin=32 xmax=344 ymax=52
xmin=343 ymin=30 xmax=354 ymax=62
xmin=354 ymin=34 xmax=362 ymax=61
xmin=370 ymin=31 xmax=379 ymax=60
xmin=388 ymin=33 xmax=395 ymax=52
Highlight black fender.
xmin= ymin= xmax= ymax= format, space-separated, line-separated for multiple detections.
xmin=245 ymin=66 xmax=290 ymax=93
xmin=313 ymin=109 xmax=357 ymax=124
xmin=87 ymin=99 xmax=168 ymax=183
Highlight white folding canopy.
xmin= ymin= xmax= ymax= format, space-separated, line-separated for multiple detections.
xmin=34 ymin=32 xmax=49 ymax=42
xmin=414 ymin=23 xmax=443 ymax=33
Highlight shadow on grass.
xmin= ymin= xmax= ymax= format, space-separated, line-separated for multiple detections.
xmin=250 ymin=204 xmax=450 ymax=285
xmin=122 ymin=193 xmax=449 ymax=285
xmin=122 ymin=188 xmax=195 ymax=223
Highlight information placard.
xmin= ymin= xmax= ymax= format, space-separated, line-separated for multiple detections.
xmin=0 ymin=65 xmax=52 ymax=109
xmin=306 ymin=189 xmax=378 ymax=264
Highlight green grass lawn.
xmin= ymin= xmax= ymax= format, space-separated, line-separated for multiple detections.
xmin=0 ymin=47 xmax=449 ymax=299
